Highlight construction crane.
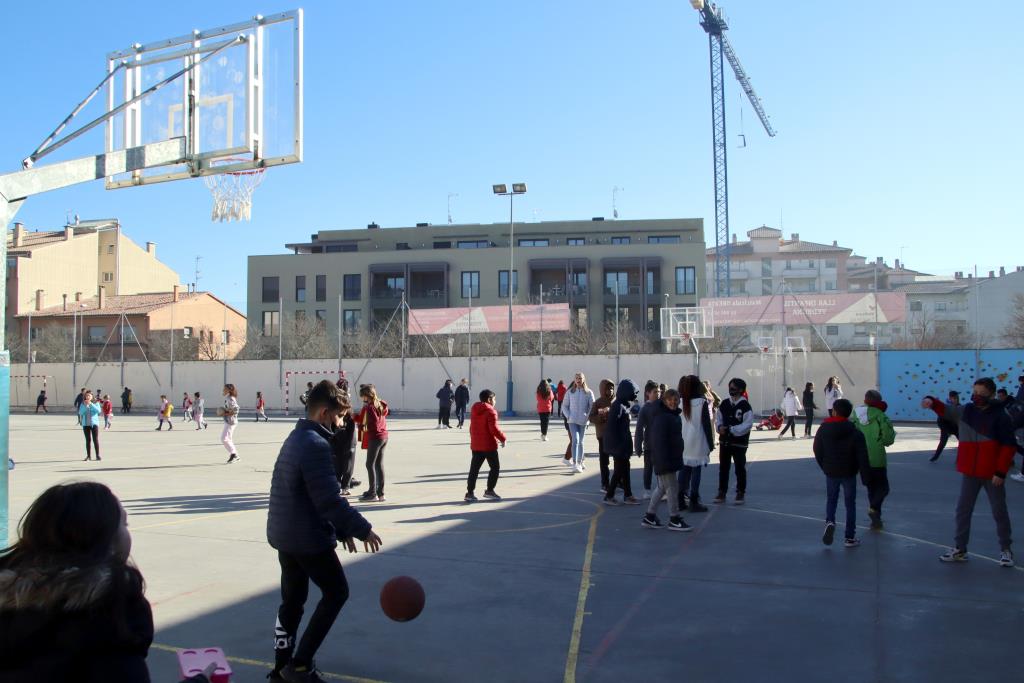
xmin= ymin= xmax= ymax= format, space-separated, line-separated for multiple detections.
xmin=689 ymin=0 xmax=776 ymax=297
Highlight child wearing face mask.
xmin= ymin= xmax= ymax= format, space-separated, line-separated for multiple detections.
xmin=714 ymin=378 xmax=754 ymax=505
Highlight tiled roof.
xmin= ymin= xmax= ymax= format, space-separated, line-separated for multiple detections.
xmin=747 ymin=226 xmax=782 ymax=238
xmin=892 ymin=281 xmax=967 ymax=295
xmin=777 ymin=240 xmax=851 ymax=254
xmin=6 ymin=230 xmax=77 ymax=252
xmin=20 ymin=291 xmax=212 ymax=318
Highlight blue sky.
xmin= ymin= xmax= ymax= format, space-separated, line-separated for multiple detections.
xmin=2 ymin=1 xmax=1022 ymax=313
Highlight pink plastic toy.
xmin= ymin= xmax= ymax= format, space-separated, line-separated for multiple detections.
xmin=176 ymin=647 xmax=232 ymax=682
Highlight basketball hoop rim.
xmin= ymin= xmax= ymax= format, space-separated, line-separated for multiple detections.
xmin=207 ymin=157 xmax=266 ymax=177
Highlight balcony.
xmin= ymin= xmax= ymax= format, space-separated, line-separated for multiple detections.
xmin=783 ymin=267 xmax=818 ymax=278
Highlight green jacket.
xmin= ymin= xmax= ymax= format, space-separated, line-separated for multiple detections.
xmin=851 ymin=404 xmax=896 ymax=468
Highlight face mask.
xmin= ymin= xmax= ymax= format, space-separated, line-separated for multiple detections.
xmin=728 ymin=388 xmax=740 ymax=398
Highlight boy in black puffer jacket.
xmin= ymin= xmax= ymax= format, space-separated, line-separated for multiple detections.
xmin=603 ymin=379 xmax=640 ymax=506
xmin=642 ymin=389 xmax=692 ymax=531
xmin=813 ymin=398 xmax=870 ymax=548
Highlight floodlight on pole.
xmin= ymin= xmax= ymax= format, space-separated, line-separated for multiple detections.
xmin=493 ymin=181 xmax=527 ymax=416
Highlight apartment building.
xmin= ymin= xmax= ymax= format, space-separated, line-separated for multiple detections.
xmin=705 ymin=226 xmax=852 ymax=297
xmin=5 ymin=218 xmax=180 ymax=336
xmin=247 ymin=218 xmax=706 ymax=339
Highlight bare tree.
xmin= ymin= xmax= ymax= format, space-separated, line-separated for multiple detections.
xmin=236 ymin=322 xmax=278 ymax=360
xmin=1001 ymin=293 xmax=1024 ymax=348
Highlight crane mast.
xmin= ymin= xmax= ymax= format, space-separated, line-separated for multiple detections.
xmin=691 ymin=1 xmax=775 ymax=297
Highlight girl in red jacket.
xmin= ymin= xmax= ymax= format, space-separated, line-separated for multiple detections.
xmin=536 ymin=380 xmax=554 ymax=442
xmin=466 ymin=390 xmax=507 ymax=502
xmin=357 ymin=384 xmax=389 ymax=502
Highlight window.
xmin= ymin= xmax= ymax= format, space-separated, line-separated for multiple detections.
xmin=458 ymin=240 xmax=489 ymax=249
xmin=315 ymin=275 xmax=326 ymax=302
xmin=567 ymin=238 xmax=585 ymax=246
xmin=30 ymin=327 xmax=41 ymax=340
xmin=107 ymin=245 xmax=115 ymax=254
xmin=825 ymin=281 xmax=836 ymax=291
xmin=262 ymin=310 xmax=280 ymax=336
xmin=343 ymin=309 xmax=361 ymax=334
xmin=854 ymin=325 xmax=868 ymax=337
xmin=311 ymin=246 xmax=323 ymax=253
xmin=934 ymin=302 xmax=947 ymax=312
xmin=384 ymin=275 xmax=404 ymax=292
xmin=433 ymin=241 xmax=452 ymax=249
xmin=87 ymin=325 xmax=105 ymax=343
xmin=910 ymin=300 xmax=923 ymax=312
xmin=315 ymin=309 xmax=327 ymax=324
xmin=762 ymin=279 xmax=773 ymax=295
xmin=610 ymin=236 xmax=630 ymax=245
xmin=221 ymin=330 xmax=230 ymax=344
xmin=825 ymin=259 xmax=837 ymax=268
xmin=343 ymin=274 xmax=361 ymax=300
xmin=183 ymin=326 xmax=193 ymax=339
xmin=295 ymin=275 xmax=306 ymax=302
xmin=761 ymin=258 xmax=772 ymax=277
xmin=569 ymin=271 xmax=588 ymax=294
xmin=605 ymin=271 xmax=628 ymax=295
xmin=325 ymin=243 xmax=357 ymax=253
xmin=102 ymin=272 xmax=114 ymax=282
xmin=648 ymin=235 xmax=680 ymax=244
xmin=498 ymin=270 xmax=519 ymax=298
xmin=808 ymin=281 xmax=817 ymax=292
xmin=262 ymin=276 xmax=279 ymax=303
xmin=518 ymin=239 xmax=549 ymax=247
xmin=461 ymin=271 xmax=480 ymax=299
xmin=675 ymin=267 xmax=696 ymax=295
xmin=396 ymin=242 xmax=411 ymax=250
xmin=826 ymin=325 xmax=839 ymax=336
xmin=785 ymin=260 xmax=793 ymax=269
xmin=647 ymin=270 xmax=656 ymax=295
xmin=604 ymin=306 xmax=630 ymax=323
xmin=808 ymin=260 xmax=815 ymax=268
xmin=120 ymin=326 xmax=136 ymax=342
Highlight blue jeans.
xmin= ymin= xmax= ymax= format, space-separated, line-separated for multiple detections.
xmin=568 ymin=423 xmax=586 ymax=466
xmin=826 ymin=476 xmax=857 ymax=540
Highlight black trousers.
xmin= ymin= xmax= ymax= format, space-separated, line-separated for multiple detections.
xmin=597 ymin=436 xmax=612 ymax=490
xmin=779 ymin=416 xmax=797 ymax=437
xmin=467 ymin=450 xmax=500 ymax=493
xmin=438 ymin=405 xmax=451 ymax=427
xmin=82 ymin=425 xmax=99 ymax=459
xmin=718 ymin=444 xmax=747 ymax=495
xmin=539 ymin=412 xmax=550 ymax=436
xmin=365 ymin=439 xmax=387 ymax=496
xmin=333 ymin=449 xmax=355 ymax=489
xmin=804 ymin=409 xmax=814 ymax=436
xmin=605 ymin=454 xmax=633 ymax=499
xmin=642 ymin=451 xmax=653 ymax=490
xmin=866 ymin=467 xmax=890 ymax=515
xmin=933 ymin=424 xmax=955 ymax=460
xmin=275 ymin=549 xmax=350 ymax=670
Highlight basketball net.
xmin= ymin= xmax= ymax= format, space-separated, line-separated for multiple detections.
xmin=204 ymin=160 xmax=265 ymax=222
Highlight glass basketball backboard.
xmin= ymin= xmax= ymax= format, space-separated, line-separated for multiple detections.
xmin=660 ymin=306 xmax=714 ymax=341
xmin=104 ymin=9 xmax=302 ymax=189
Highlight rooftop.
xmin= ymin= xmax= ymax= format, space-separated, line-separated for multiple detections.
xmin=19 ymin=291 xmax=242 ymax=318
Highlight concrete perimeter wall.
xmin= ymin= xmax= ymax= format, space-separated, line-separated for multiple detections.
xmin=10 ymin=350 xmax=878 ymax=416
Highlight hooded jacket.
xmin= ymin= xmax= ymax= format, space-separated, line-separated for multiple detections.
xmin=781 ymin=391 xmax=803 ymax=417
xmin=927 ymin=397 xmax=1017 ymax=479
xmin=561 ymin=385 xmax=595 ymax=426
xmin=436 ymin=384 xmax=455 ymax=407
xmin=634 ymin=398 xmax=661 ymax=456
xmin=0 ymin=563 xmax=153 ymax=682
xmin=603 ymin=379 xmax=639 ymax=457
xmin=588 ymin=380 xmax=615 ymax=439
xmin=358 ymin=400 xmax=389 ymax=441
xmin=268 ymin=418 xmax=373 ymax=554
xmin=813 ymin=416 xmax=870 ymax=478
xmin=470 ymin=401 xmax=507 ymax=451
xmin=851 ymin=400 xmax=895 ymax=468
xmin=648 ymin=400 xmax=684 ymax=475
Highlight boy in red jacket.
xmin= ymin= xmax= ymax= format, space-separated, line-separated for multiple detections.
xmin=466 ymin=390 xmax=507 ymax=502
xmin=923 ymin=377 xmax=1016 ymax=567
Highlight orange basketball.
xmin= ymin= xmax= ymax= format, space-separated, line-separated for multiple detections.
xmin=380 ymin=576 xmax=425 ymax=622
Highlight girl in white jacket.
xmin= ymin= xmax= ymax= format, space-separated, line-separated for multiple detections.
xmin=779 ymin=387 xmax=802 ymax=438
xmin=824 ymin=376 xmax=843 ymax=417
xmin=677 ymin=375 xmax=716 ymax=512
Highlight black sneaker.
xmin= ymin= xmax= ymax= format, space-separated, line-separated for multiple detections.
xmin=844 ymin=537 xmax=861 ymax=548
xmin=734 ymin=492 xmax=745 ymax=505
xmin=358 ymin=492 xmax=378 ymax=502
xmin=267 ymin=670 xmax=286 ymax=682
xmin=350 ymin=479 xmax=361 ymax=488
xmin=279 ymin=661 xmax=325 ymax=683
xmin=483 ymin=490 xmax=501 ymax=500
xmin=712 ymin=493 xmax=726 ymax=504
xmin=226 ymin=453 xmax=238 ymax=464
xmin=667 ymin=516 xmax=692 ymax=532
xmin=641 ymin=513 xmax=663 ymax=529
xmin=689 ymin=499 xmax=709 ymax=513
xmin=822 ymin=522 xmax=835 ymax=546
xmin=464 ymin=492 xmax=477 ymax=502
xmin=868 ymin=508 xmax=883 ymax=530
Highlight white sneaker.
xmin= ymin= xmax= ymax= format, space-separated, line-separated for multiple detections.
xmin=641 ymin=489 xmax=652 ymax=500
xmin=580 ymin=461 xmax=586 ymax=471
xmin=435 ymin=425 xmax=443 ymax=430
xmin=572 ymin=464 xmax=582 ymax=473
xmin=542 ymin=435 xmax=548 ymax=441
xmin=1009 ymin=473 xmax=1024 ymax=483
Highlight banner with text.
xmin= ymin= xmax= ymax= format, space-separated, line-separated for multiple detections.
xmin=704 ymin=293 xmax=906 ymax=327
xmin=407 ymin=303 xmax=571 ymax=335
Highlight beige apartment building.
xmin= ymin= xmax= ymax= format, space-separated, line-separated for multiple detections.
xmin=247 ymin=218 xmax=706 ymax=339
xmin=5 ymin=218 xmax=180 ymax=333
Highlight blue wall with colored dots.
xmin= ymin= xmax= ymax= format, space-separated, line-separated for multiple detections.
xmin=879 ymin=350 xmax=1024 ymax=421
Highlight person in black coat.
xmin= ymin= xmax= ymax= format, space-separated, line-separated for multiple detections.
xmin=454 ymin=378 xmax=471 ymax=429
xmin=330 ymin=397 xmax=360 ymax=495
xmin=267 ymin=380 xmax=383 ymax=681
xmin=603 ymin=379 xmax=640 ymax=506
xmin=642 ymin=389 xmax=692 ymax=531
xmin=632 ymin=380 xmax=663 ymax=499
xmin=0 ymin=482 xmax=153 ymax=682
xmin=435 ymin=379 xmax=455 ymax=429
xmin=813 ymin=398 xmax=870 ymax=546
xmin=802 ymin=382 xmax=818 ymax=438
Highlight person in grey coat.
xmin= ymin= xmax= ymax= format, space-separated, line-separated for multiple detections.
xmin=267 ymin=380 xmax=383 ymax=682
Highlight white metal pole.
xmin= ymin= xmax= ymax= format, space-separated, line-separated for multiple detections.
xmin=119 ymin=312 xmax=124 ymax=387
xmin=26 ymin=314 xmax=32 ymax=388
xmin=506 ymin=193 xmax=514 ymax=416
xmin=337 ymin=293 xmax=342 ymax=375
xmin=222 ymin=299 xmax=228 ymax=385
xmin=539 ymin=284 xmax=544 ymax=381
xmin=72 ymin=307 xmax=77 ymax=388
xmin=278 ymin=296 xmax=283 ymax=387
xmin=468 ymin=289 xmax=473 ymax=388
xmin=169 ymin=298 xmax=175 ymax=387
xmin=615 ymin=284 xmax=620 ymax=383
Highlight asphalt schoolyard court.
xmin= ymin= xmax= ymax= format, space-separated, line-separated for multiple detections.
xmin=6 ymin=410 xmax=1023 ymax=682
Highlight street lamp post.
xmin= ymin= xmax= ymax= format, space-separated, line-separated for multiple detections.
xmin=493 ymin=183 xmax=526 ymax=416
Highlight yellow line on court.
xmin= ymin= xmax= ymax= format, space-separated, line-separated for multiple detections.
xmin=150 ymin=643 xmax=389 ymax=683
xmin=131 ymin=508 xmax=256 ymax=531
xmin=738 ymin=505 xmax=1024 ymax=573
xmin=563 ymin=504 xmax=604 ymax=683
